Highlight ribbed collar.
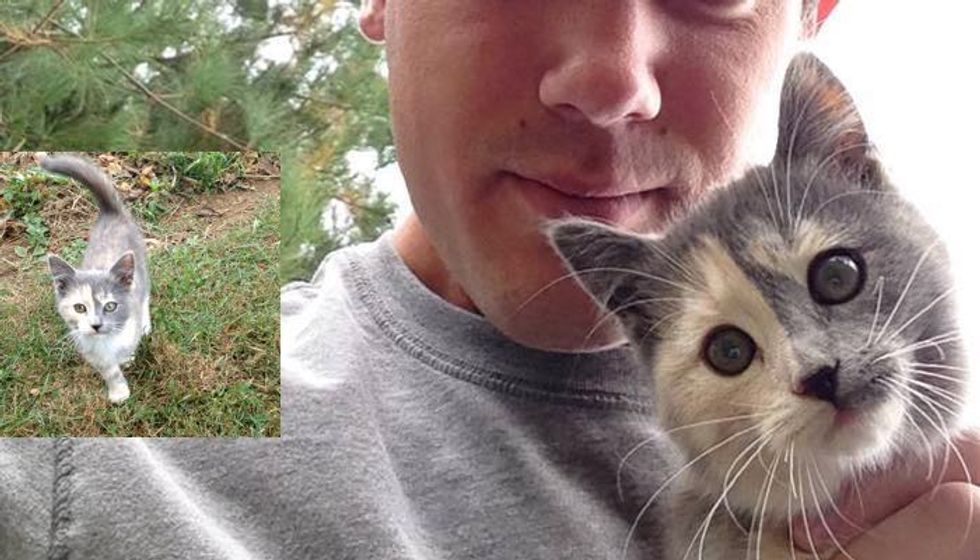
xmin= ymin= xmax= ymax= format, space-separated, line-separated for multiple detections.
xmin=335 ymin=232 xmax=655 ymax=411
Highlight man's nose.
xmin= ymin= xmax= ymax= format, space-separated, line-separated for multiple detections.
xmin=539 ymin=6 xmax=663 ymax=127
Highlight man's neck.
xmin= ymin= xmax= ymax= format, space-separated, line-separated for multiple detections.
xmin=393 ymin=214 xmax=480 ymax=314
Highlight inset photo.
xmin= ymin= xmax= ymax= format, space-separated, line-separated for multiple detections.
xmin=0 ymin=151 xmax=280 ymax=436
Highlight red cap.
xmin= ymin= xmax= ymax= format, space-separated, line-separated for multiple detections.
xmin=818 ymin=0 xmax=839 ymax=26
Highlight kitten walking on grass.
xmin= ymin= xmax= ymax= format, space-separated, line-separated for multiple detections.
xmin=44 ymin=155 xmax=151 ymax=404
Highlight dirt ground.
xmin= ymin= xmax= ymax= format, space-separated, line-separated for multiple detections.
xmin=0 ymin=152 xmax=279 ymax=282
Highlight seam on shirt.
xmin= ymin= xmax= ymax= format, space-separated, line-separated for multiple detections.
xmin=346 ymin=256 xmax=653 ymax=415
xmin=48 ymin=437 xmax=73 ymax=560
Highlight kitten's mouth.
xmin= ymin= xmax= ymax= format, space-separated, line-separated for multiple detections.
xmin=832 ymin=407 xmax=862 ymax=429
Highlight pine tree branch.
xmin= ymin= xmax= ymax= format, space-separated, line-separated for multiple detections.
xmin=0 ymin=0 xmax=66 ymax=62
xmin=44 ymin=20 xmax=250 ymax=151
xmin=333 ymin=193 xmax=392 ymax=219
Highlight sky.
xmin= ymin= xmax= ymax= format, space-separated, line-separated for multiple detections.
xmin=350 ymin=1 xmax=980 ymax=423
xmin=808 ymin=0 xmax=980 ymax=423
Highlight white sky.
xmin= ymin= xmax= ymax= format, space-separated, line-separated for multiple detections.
xmin=808 ymin=1 xmax=980 ymax=424
xmin=352 ymin=1 xmax=980 ymax=424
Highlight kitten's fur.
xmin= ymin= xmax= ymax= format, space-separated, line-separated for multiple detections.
xmin=549 ymin=53 xmax=967 ymax=559
xmin=45 ymin=155 xmax=151 ymax=404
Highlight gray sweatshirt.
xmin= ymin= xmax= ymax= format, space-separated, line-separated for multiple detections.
xmin=0 ymin=233 xmax=678 ymax=559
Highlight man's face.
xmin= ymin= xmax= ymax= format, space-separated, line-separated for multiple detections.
xmin=362 ymin=0 xmax=802 ymax=350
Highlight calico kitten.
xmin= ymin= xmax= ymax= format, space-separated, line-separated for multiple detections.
xmin=548 ymin=53 xmax=967 ymax=559
xmin=45 ymin=155 xmax=151 ymax=404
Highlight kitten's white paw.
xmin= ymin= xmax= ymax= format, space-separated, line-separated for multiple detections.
xmin=142 ymin=321 xmax=152 ymax=336
xmin=108 ymin=381 xmax=130 ymax=403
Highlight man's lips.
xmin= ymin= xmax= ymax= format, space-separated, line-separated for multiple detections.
xmin=508 ymin=171 xmax=681 ymax=224
xmin=527 ymin=172 xmax=654 ymax=199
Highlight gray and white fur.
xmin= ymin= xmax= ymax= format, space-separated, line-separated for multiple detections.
xmin=45 ymin=155 xmax=151 ymax=404
xmin=549 ymin=53 xmax=968 ymax=559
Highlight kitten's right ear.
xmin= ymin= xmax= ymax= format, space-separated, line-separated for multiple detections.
xmin=545 ymin=219 xmax=666 ymax=336
xmin=47 ymin=254 xmax=76 ymax=295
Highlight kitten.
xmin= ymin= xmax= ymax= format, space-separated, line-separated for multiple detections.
xmin=548 ymin=53 xmax=967 ymax=559
xmin=44 ymin=155 xmax=151 ymax=404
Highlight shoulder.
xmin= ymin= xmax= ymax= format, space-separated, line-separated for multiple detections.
xmin=280 ymin=239 xmax=396 ymax=435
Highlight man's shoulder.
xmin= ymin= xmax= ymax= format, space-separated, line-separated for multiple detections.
xmin=280 ymin=237 xmax=397 ymax=436
xmin=281 ymin=238 xmax=386 ymax=327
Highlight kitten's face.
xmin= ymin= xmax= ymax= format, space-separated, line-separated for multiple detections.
xmin=48 ymin=253 xmax=135 ymax=337
xmin=550 ymin=54 xmax=965 ymax=500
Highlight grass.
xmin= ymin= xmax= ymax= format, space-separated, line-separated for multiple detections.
xmin=0 ymin=162 xmax=66 ymax=257
xmin=0 ymin=153 xmax=280 ymax=437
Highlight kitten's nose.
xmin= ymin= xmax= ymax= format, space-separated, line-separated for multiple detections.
xmin=92 ymin=323 xmax=102 ymax=332
xmin=796 ymin=360 xmax=840 ymax=406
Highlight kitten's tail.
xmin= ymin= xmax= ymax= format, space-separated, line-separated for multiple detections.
xmin=41 ymin=155 xmax=126 ymax=216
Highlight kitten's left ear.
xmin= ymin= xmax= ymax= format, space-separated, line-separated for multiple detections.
xmin=774 ymin=52 xmax=886 ymax=188
xmin=109 ymin=252 xmax=135 ymax=289
xmin=545 ymin=219 xmax=665 ymax=336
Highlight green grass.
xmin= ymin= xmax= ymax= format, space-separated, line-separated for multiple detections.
xmin=0 ymin=163 xmax=66 ymax=257
xmin=0 ymin=169 xmax=280 ymax=437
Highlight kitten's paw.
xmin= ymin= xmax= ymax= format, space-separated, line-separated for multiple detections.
xmin=107 ymin=382 xmax=130 ymax=404
xmin=142 ymin=321 xmax=152 ymax=336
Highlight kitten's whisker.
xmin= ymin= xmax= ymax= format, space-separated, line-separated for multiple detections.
xmin=617 ymin=424 xmax=761 ymax=558
xmin=751 ymin=445 xmax=780 ymax=560
xmin=642 ymin=239 xmax=707 ymax=292
xmin=616 ymin=412 xmax=767 ymax=506
xmin=909 ymin=387 xmax=965 ymax=420
xmin=871 ymin=330 xmax=961 ymax=364
xmin=621 ymin=422 xmax=764 ymax=558
xmin=727 ymin=400 xmax=778 ymax=411
xmin=594 ymin=267 xmax=701 ymax=294
xmin=637 ymin=310 xmax=686 ymax=346
xmin=709 ymin=90 xmax=780 ymax=233
xmin=742 ymin=448 xmax=775 ymax=552
xmin=689 ymin=429 xmax=776 ymax=560
xmin=579 ymin=296 xmax=684 ymax=350
xmin=899 ymin=406 xmax=937 ymax=481
xmin=513 ymin=266 xmax=700 ymax=325
xmin=770 ymin=156 xmax=784 ymax=231
xmin=662 ymin=413 xmax=771 ymax=436
xmin=882 ymin=286 xmax=956 ymax=346
xmin=847 ymin=463 xmax=868 ymax=517
xmin=737 ymin=447 xmax=779 ymax=543
xmin=513 ymin=269 xmax=614 ymax=317
xmin=792 ymin=140 xmax=876 ymax=235
xmin=806 ymin=461 xmax=857 ymax=560
xmin=880 ymin=377 xmax=956 ymax=469
xmin=797 ymin=453 xmax=820 ymax=560
xmin=906 ymin=362 xmax=969 ymax=372
xmin=873 ymin=238 xmax=942 ymax=346
xmin=786 ymin=443 xmax=799 ymax=560
xmin=812 ymin=459 xmax=866 ymax=534
xmin=810 ymin=189 xmax=908 ymax=219
xmin=783 ymin=83 xmax=825 ymax=231
xmin=907 ymin=369 xmax=969 ymax=385
xmin=905 ymin=386 xmax=976 ymax=545
xmin=905 ymin=377 xmax=966 ymax=408
xmin=862 ymin=276 xmax=885 ymax=349
xmin=879 ymin=376 xmax=940 ymax=427
xmin=681 ymin=430 xmax=766 ymax=560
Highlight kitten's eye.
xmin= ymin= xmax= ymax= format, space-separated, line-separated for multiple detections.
xmin=808 ymin=248 xmax=866 ymax=305
xmin=73 ymin=303 xmax=86 ymax=314
xmin=702 ymin=325 xmax=756 ymax=376
xmin=104 ymin=302 xmax=118 ymax=313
